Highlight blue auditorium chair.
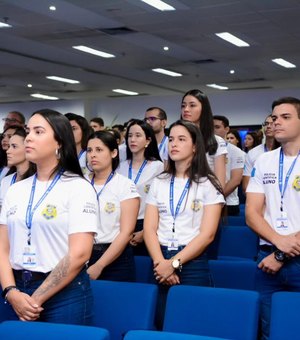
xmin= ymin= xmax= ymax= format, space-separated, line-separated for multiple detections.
xmin=125 ymin=330 xmax=229 ymax=339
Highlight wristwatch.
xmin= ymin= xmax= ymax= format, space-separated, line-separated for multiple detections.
xmin=274 ymin=250 xmax=289 ymax=263
xmin=171 ymin=258 xmax=182 ymax=272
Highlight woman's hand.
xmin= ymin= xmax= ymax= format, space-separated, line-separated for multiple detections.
xmin=7 ymin=289 xmax=43 ymax=321
xmin=87 ymin=264 xmax=103 ymax=280
xmin=153 ymin=259 xmax=176 ymax=284
xmin=130 ymin=231 xmax=143 ymax=246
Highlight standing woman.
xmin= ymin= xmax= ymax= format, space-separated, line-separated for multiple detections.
xmin=144 ymin=120 xmax=225 ymax=326
xmin=0 ymin=128 xmax=36 ymax=210
xmin=226 ymin=129 xmax=243 ymax=150
xmin=117 ymin=119 xmax=164 ymax=255
xmin=65 ymin=112 xmax=92 ymax=175
xmin=181 ymin=89 xmax=227 ymax=188
xmin=0 ymin=109 xmax=98 ymax=325
xmin=243 ymin=131 xmax=259 ymax=153
xmin=86 ymin=131 xmax=140 ymax=282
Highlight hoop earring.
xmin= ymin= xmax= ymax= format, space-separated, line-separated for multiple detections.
xmin=55 ymin=148 xmax=61 ymax=160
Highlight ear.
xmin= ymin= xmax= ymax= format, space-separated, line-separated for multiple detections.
xmin=225 ymin=126 xmax=230 ymax=134
xmin=111 ymin=149 xmax=118 ymax=159
xmin=161 ymin=119 xmax=167 ymax=128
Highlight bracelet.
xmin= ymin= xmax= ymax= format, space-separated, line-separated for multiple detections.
xmin=1 ymin=285 xmax=19 ymax=303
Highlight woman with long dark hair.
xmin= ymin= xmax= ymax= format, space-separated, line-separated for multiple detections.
xmin=180 ymin=89 xmax=227 ymax=188
xmin=86 ymin=131 xmax=140 ymax=282
xmin=117 ymin=119 xmax=164 ymax=255
xmin=144 ymin=120 xmax=225 ymax=327
xmin=0 ymin=109 xmax=98 ymax=325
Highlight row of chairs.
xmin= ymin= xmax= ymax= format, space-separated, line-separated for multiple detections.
xmin=1 ymin=283 xmax=297 ymax=340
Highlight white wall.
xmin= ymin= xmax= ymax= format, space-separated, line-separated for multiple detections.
xmin=0 ymin=88 xmax=299 ymax=130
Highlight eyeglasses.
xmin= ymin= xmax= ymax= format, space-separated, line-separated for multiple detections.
xmin=144 ymin=116 xmax=162 ymax=123
xmin=2 ymin=118 xmax=22 ymax=124
xmin=262 ymin=121 xmax=273 ymax=127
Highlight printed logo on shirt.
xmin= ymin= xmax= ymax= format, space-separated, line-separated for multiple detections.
xmin=104 ymin=202 xmax=115 ymax=214
xmin=144 ymin=184 xmax=150 ymax=193
xmin=262 ymin=172 xmax=276 ymax=185
xmin=251 ymin=167 xmax=256 ymax=177
xmin=42 ymin=204 xmax=57 ymax=220
xmin=130 ymin=184 xmax=138 ymax=194
xmin=6 ymin=205 xmax=17 ymax=217
xmin=292 ymin=175 xmax=300 ymax=192
xmin=191 ymin=199 xmax=202 ymax=212
xmin=82 ymin=202 xmax=97 ymax=214
xmin=158 ymin=202 xmax=167 ymax=214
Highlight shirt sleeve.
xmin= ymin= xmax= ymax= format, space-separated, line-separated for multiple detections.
xmin=118 ymin=176 xmax=140 ymax=201
xmin=230 ymin=148 xmax=245 ymax=170
xmin=203 ymin=179 xmax=226 ymax=205
xmin=246 ymin=157 xmax=265 ymax=194
xmin=214 ymin=136 xmax=228 ymax=157
xmin=145 ymin=177 xmax=159 ymax=206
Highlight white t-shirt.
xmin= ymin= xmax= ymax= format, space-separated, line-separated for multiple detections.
xmin=206 ymin=135 xmax=228 ymax=172
xmin=0 ymin=173 xmax=98 ymax=272
xmin=247 ymin=148 xmax=300 ymax=244
xmin=78 ymin=150 xmax=91 ymax=177
xmin=118 ymin=143 xmax=127 ymax=163
xmin=0 ymin=167 xmax=9 ymax=184
xmin=243 ymin=144 xmax=265 ymax=177
xmin=146 ymin=174 xmax=225 ymax=246
xmin=0 ymin=173 xmax=16 ymax=211
xmin=88 ymin=173 xmax=140 ymax=243
xmin=158 ymin=136 xmax=168 ymax=162
xmin=117 ymin=160 xmax=164 ymax=219
xmin=226 ymin=143 xmax=245 ymax=206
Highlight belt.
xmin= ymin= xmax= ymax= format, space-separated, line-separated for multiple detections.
xmin=259 ymin=245 xmax=276 ymax=252
xmin=13 ymin=269 xmax=50 ymax=282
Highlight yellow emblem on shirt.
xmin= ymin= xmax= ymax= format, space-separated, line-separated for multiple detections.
xmin=191 ymin=199 xmax=202 ymax=212
xmin=42 ymin=204 xmax=57 ymax=220
xmin=292 ymin=175 xmax=300 ymax=192
xmin=104 ymin=202 xmax=115 ymax=214
xmin=144 ymin=184 xmax=150 ymax=193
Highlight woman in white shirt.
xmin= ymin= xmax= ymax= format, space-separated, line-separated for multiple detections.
xmin=144 ymin=120 xmax=225 ymax=327
xmin=86 ymin=131 xmax=140 ymax=282
xmin=117 ymin=119 xmax=164 ymax=255
xmin=0 ymin=109 xmax=98 ymax=325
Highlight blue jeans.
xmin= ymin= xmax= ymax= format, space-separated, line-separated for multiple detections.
xmin=256 ymin=249 xmax=300 ymax=339
xmin=5 ymin=270 xmax=93 ymax=325
xmin=155 ymin=246 xmax=212 ymax=329
xmin=89 ymin=244 xmax=136 ymax=282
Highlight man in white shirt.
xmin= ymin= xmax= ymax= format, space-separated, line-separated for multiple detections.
xmin=144 ymin=107 xmax=168 ymax=164
xmin=246 ymin=97 xmax=300 ymax=339
xmin=214 ymin=115 xmax=245 ymax=215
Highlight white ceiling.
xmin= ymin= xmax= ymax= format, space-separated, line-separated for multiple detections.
xmin=0 ymin=0 xmax=299 ymax=104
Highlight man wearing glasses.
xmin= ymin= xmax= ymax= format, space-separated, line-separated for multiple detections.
xmin=2 ymin=111 xmax=25 ymax=130
xmin=243 ymin=114 xmax=280 ymax=191
xmin=144 ymin=107 xmax=168 ymax=165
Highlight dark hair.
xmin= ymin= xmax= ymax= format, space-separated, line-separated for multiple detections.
xmin=244 ymin=131 xmax=260 ymax=152
xmin=272 ymin=97 xmax=300 ymax=118
xmin=112 ymin=124 xmax=125 ymax=133
xmin=90 ymin=117 xmax=104 ymax=127
xmin=2 ymin=124 xmax=21 ymax=134
xmin=8 ymin=111 xmax=25 ymax=125
xmin=213 ymin=115 xmax=230 ymax=128
xmin=65 ymin=113 xmax=92 ymax=150
xmin=146 ymin=107 xmax=167 ymax=120
xmin=87 ymin=131 xmax=120 ymax=171
xmin=165 ymin=120 xmax=223 ymax=194
xmin=106 ymin=128 xmax=121 ymax=144
xmin=32 ymin=109 xmax=83 ymax=177
xmin=227 ymin=129 xmax=242 ymax=149
xmin=181 ymin=89 xmax=218 ymax=155
xmin=125 ymin=119 xmax=162 ymax=162
xmin=6 ymin=127 xmax=36 ymax=179
xmin=0 ymin=125 xmax=20 ymax=168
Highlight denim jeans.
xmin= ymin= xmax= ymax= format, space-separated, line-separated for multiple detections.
xmin=89 ymin=244 xmax=136 ymax=282
xmin=256 ymin=249 xmax=300 ymax=339
xmin=155 ymin=245 xmax=212 ymax=329
xmin=5 ymin=270 xmax=93 ymax=325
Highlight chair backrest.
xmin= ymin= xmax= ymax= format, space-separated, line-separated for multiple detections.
xmin=134 ymin=256 xmax=153 ymax=283
xmin=91 ymin=280 xmax=158 ymax=340
xmin=163 ymin=285 xmax=259 ymax=340
xmin=269 ymin=292 xmax=300 ymax=340
xmin=222 ymin=215 xmax=247 ymax=226
xmin=125 ymin=330 xmax=229 ymax=339
xmin=209 ymin=259 xmax=257 ymax=290
xmin=0 ymin=321 xmax=109 ymax=340
xmin=217 ymin=226 xmax=259 ymax=260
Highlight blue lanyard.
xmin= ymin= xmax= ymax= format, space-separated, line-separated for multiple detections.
xmin=128 ymin=160 xmax=147 ymax=184
xmin=264 ymin=144 xmax=268 ymax=152
xmin=278 ymin=148 xmax=300 ymax=211
xmin=91 ymin=171 xmax=115 ymax=199
xmin=10 ymin=173 xmax=17 ymax=186
xmin=25 ymin=169 xmax=63 ymax=245
xmin=169 ymin=176 xmax=190 ymax=233
xmin=78 ymin=150 xmax=84 ymax=160
xmin=158 ymin=136 xmax=167 ymax=153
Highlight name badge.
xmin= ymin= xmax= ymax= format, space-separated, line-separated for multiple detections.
xmin=22 ymin=245 xmax=37 ymax=268
xmin=168 ymin=233 xmax=179 ymax=250
xmin=275 ymin=217 xmax=289 ymax=234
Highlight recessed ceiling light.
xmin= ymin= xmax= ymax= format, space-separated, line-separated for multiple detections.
xmin=49 ymin=5 xmax=56 ymax=11
xmin=46 ymin=76 xmax=80 ymax=84
xmin=152 ymin=68 xmax=182 ymax=77
xmin=163 ymin=46 xmax=169 ymax=51
xmin=230 ymin=70 xmax=235 ymax=74
xmin=27 ymin=84 xmax=32 ymax=88
xmin=215 ymin=32 xmax=250 ymax=47
xmin=112 ymin=89 xmax=139 ymax=96
xmin=272 ymin=58 xmax=296 ymax=68
xmin=73 ymin=45 xmax=115 ymax=58
xmin=206 ymin=83 xmax=228 ymax=90
xmin=31 ymin=93 xmax=59 ymax=100
xmin=141 ymin=0 xmax=175 ymax=11
xmin=0 ymin=21 xmax=12 ymax=28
